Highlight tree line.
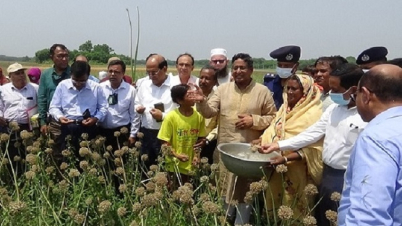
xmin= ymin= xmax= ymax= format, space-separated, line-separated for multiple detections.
xmin=2 ymin=40 xmax=357 ymax=69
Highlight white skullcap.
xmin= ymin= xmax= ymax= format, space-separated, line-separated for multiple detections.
xmin=99 ymin=71 xmax=108 ymax=80
xmin=210 ymin=48 xmax=227 ymax=57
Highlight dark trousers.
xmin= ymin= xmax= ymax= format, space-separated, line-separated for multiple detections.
xmin=140 ymin=127 xmax=161 ymax=170
xmin=316 ymin=164 xmax=346 ymax=226
xmin=201 ymin=139 xmax=217 ymax=164
xmin=100 ymin=124 xmax=131 ymax=152
xmin=60 ymin=123 xmax=97 ymax=157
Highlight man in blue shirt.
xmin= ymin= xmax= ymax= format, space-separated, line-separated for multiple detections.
xmin=338 ymin=64 xmax=402 ymax=225
xmin=49 ymin=61 xmax=107 ymax=155
xmin=263 ymin=45 xmax=300 ymax=110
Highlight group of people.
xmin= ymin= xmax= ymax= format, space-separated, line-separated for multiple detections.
xmin=1 ymin=43 xmax=402 ymax=225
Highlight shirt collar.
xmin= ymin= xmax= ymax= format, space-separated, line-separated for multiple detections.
xmin=234 ymin=79 xmax=255 ymax=92
xmin=368 ymin=106 xmax=402 ymax=127
xmin=149 ymin=74 xmax=171 ymax=88
xmin=11 ymin=83 xmax=27 ymax=90
xmin=51 ymin=65 xmax=71 ymax=77
xmin=105 ymin=80 xmax=127 ymax=90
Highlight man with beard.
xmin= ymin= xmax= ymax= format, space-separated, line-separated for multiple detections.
xmin=264 ymin=45 xmax=301 ymax=110
xmin=356 ymin=46 xmax=388 ymax=72
xmin=209 ymin=48 xmax=231 ymax=85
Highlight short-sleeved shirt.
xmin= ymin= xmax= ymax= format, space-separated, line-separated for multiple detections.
xmin=157 ymin=108 xmax=206 ymax=175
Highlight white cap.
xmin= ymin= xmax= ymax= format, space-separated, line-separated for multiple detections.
xmin=210 ymin=48 xmax=227 ymax=57
xmin=98 ymin=71 xmax=107 ymax=80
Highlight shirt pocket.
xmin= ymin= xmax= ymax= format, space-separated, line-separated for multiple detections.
xmin=345 ymin=122 xmax=365 ymax=146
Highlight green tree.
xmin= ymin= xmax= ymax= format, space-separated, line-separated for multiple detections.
xmin=35 ymin=48 xmax=50 ymax=63
xmin=79 ymin=40 xmax=93 ymax=52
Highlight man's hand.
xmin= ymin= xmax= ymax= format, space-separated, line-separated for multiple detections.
xmin=235 ymin=114 xmax=253 ymax=129
xmin=0 ymin=117 xmax=7 ymax=127
xmin=193 ymin=138 xmax=207 ymax=149
xmin=60 ymin=117 xmax=74 ymax=125
xmin=187 ymin=83 xmax=205 ymax=102
xmin=136 ymin=106 xmax=146 ymax=114
xmin=82 ymin=117 xmax=98 ymax=127
xmin=150 ymin=108 xmax=163 ymax=121
xmin=258 ymin=142 xmax=280 ymax=154
xmin=269 ymin=155 xmax=287 ymax=166
xmin=40 ymin=125 xmax=48 ymax=135
xmin=128 ymin=137 xmax=136 ymax=146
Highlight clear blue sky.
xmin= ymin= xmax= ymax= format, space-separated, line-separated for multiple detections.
xmin=1 ymin=0 xmax=401 ymax=60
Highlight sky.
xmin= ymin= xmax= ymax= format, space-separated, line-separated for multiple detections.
xmin=1 ymin=0 xmax=402 ymax=61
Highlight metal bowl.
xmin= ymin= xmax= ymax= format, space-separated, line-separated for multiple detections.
xmin=217 ymin=143 xmax=280 ymax=178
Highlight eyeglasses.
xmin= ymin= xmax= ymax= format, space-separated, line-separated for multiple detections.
xmin=232 ymin=66 xmax=248 ymax=72
xmin=108 ymin=70 xmax=122 ymax=76
xmin=146 ymin=69 xmax=160 ymax=76
xmin=55 ymin=54 xmax=69 ymax=60
xmin=211 ymin=60 xmax=225 ymax=64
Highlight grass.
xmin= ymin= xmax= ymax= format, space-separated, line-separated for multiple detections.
xmin=0 ymin=61 xmax=272 ymax=84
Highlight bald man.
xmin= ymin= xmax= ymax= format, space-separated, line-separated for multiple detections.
xmin=134 ymin=54 xmax=176 ymax=169
xmin=338 ymin=64 xmax=402 ymax=225
xmin=74 ymin=55 xmax=100 ymax=82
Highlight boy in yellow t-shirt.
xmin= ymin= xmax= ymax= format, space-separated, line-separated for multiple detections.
xmin=157 ymin=84 xmax=206 ymax=184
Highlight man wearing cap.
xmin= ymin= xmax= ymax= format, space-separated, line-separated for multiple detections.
xmin=0 ymin=67 xmax=10 ymax=85
xmin=100 ymin=57 xmax=133 ymax=85
xmin=171 ymin=53 xmax=199 ymax=86
xmin=209 ymin=48 xmax=232 ymax=85
xmin=264 ymin=45 xmax=301 ymax=110
xmin=356 ymin=46 xmax=388 ymax=71
xmin=38 ymin=44 xmax=70 ymax=158
xmin=0 ymin=63 xmax=38 ymax=171
xmin=27 ymin=67 xmax=41 ymax=85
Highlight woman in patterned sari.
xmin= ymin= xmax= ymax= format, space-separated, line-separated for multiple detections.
xmin=253 ymin=73 xmax=323 ymax=219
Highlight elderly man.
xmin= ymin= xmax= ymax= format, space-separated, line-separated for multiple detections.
xmin=338 ymin=64 xmax=402 ymax=225
xmin=49 ymin=61 xmax=107 ymax=156
xmin=356 ymin=46 xmax=388 ymax=71
xmin=0 ymin=63 xmax=38 ymax=172
xmin=264 ymin=45 xmax=301 ymax=110
xmin=0 ymin=67 xmax=10 ymax=85
xmin=209 ymin=48 xmax=231 ymax=85
xmin=100 ymin=57 xmax=133 ymax=85
xmin=99 ymin=59 xmax=140 ymax=150
xmin=135 ymin=54 xmax=176 ymax=169
xmin=192 ymin=53 xmax=276 ymax=225
xmin=171 ymin=53 xmax=199 ymax=85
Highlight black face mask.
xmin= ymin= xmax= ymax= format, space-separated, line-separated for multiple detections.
xmin=108 ymin=93 xmax=118 ymax=105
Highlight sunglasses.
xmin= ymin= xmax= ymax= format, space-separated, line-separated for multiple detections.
xmin=211 ymin=60 xmax=225 ymax=64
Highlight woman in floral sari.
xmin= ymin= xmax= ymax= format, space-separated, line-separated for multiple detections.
xmin=253 ymin=73 xmax=323 ymax=218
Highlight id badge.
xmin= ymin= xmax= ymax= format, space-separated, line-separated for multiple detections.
xmin=108 ymin=93 xmax=118 ymax=105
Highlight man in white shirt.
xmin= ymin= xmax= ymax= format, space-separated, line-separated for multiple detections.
xmin=209 ymin=48 xmax=232 ymax=86
xmin=171 ymin=53 xmax=199 ymax=86
xmin=135 ymin=54 xmax=176 ymax=169
xmin=0 ymin=62 xmax=38 ymax=173
xmin=260 ymin=63 xmax=366 ymax=226
xmin=99 ymin=59 xmax=140 ymax=150
xmin=49 ymin=61 xmax=107 ymax=155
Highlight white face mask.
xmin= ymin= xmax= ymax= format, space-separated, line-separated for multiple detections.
xmin=362 ymin=69 xmax=369 ymax=73
xmin=276 ymin=67 xmax=293 ymax=78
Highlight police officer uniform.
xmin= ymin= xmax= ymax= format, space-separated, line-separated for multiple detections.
xmin=263 ymin=45 xmax=301 ymax=110
xmin=356 ymin=46 xmax=388 ymax=68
